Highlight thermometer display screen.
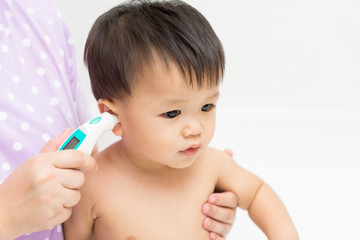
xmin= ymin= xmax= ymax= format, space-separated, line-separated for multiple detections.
xmin=62 ymin=137 xmax=80 ymax=150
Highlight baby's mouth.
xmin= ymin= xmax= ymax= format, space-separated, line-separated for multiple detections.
xmin=180 ymin=145 xmax=200 ymax=156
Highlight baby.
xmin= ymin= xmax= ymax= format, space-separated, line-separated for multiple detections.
xmin=64 ymin=0 xmax=298 ymax=239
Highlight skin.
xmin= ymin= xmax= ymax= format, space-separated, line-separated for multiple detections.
xmin=202 ymin=191 xmax=238 ymax=240
xmin=0 ymin=129 xmax=98 ymax=240
xmin=0 ymin=131 xmax=236 ymax=240
xmin=0 ymin=125 xmax=235 ymax=240
xmin=64 ymin=56 xmax=298 ymax=239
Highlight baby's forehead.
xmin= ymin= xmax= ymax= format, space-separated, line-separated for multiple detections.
xmin=134 ymin=67 xmax=219 ymax=98
xmin=134 ymin=60 xmax=188 ymax=90
xmin=129 ymin=74 xmax=219 ymax=111
xmin=134 ymin=53 xmax=218 ymax=90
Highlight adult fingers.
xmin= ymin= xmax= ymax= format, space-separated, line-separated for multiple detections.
xmin=49 ymin=206 xmax=73 ymax=229
xmin=56 ymin=168 xmax=85 ymax=189
xmin=202 ymin=192 xmax=238 ymax=237
xmin=223 ymin=148 xmax=233 ymax=157
xmin=40 ymin=129 xmax=73 ymax=153
xmin=58 ymin=207 xmax=73 ymax=225
xmin=48 ymin=150 xmax=98 ymax=172
xmin=62 ymin=188 xmax=81 ymax=208
xmin=203 ymin=217 xmax=231 ymax=238
xmin=202 ymin=203 xmax=236 ymax=224
xmin=208 ymin=192 xmax=238 ymax=208
xmin=209 ymin=232 xmax=225 ymax=240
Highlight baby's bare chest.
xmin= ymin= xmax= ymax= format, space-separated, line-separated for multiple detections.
xmin=92 ymin=168 xmax=217 ymax=240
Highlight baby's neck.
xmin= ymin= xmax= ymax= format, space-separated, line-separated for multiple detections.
xmin=113 ymin=140 xmax=179 ymax=176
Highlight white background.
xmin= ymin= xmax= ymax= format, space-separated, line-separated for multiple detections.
xmin=54 ymin=0 xmax=360 ymax=239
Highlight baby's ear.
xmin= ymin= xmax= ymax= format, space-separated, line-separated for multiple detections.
xmin=97 ymin=99 xmax=123 ymax=136
xmin=111 ymin=123 xmax=123 ymax=136
xmin=97 ymin=98 xmax=115 ymax=114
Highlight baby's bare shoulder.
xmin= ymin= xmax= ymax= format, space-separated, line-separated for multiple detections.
xmin=199 ymin=147 xmax=233 ymax=163
xmin=85 ymin=142 xmax=127 ymax=189
xmin=195 ymin=147 xmax=235 ymax=173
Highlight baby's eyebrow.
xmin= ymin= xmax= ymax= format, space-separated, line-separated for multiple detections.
xmin=158 ymin=89 xmax=220 ymax=108
xmin=164 ymin=97 xmax=186 ymax=106
xmin=165 ymin=91 xmax=219 ymax=105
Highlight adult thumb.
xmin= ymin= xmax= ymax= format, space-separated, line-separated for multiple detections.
xmin=40 ymin=128 xmax=73 ymax=153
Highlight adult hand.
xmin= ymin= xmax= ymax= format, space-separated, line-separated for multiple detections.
xmin=202 ymin=149 xmax=238 ymax=240
xmin=0 ymin=129 xmax=98 ymax=240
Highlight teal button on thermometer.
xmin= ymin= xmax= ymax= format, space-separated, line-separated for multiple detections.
xmin=58 ymin=112 xmax=118 ymax=154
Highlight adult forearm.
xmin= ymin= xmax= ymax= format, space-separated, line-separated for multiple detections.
xmin=0 ymin=220 xmax=17 ymax=240
xmin=0 ymin=187 xmax=18 ymax=240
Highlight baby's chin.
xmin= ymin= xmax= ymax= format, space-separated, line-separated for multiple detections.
xmin=170 ymin=150 xmax=202 ymax=169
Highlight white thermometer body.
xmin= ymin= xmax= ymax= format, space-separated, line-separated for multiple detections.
xmin=58 ymin=112 xmax=118 ymax=154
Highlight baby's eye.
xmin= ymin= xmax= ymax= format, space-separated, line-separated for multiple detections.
xmin=201 ymin=104 xmax=215 ymax=112
xmin=162 ymin=110 xmax=181 ymax=118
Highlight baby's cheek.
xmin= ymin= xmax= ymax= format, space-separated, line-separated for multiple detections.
xmin=205 ymin=124 xmax=216 ymax=143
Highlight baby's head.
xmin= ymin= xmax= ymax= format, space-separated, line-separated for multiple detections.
xmin=85 ymin=0 xmax=225 ymax=168
xmin=85 ymin=0 xmax=225 ymax=102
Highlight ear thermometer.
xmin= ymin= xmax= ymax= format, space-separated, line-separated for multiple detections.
xmin=58 ymin=112 xmax=118 ymax=154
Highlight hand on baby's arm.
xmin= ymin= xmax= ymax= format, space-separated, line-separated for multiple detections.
xmin=201 ymin=149 xmax=237 ymax=240
xmin=202 ymin=192 xmax=237 ymax=240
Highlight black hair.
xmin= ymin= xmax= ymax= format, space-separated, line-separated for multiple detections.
xmin=85 ymin=0 xmax=225 ymax=100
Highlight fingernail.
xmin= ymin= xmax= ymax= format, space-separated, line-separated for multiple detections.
xmin=209 ymin=232 xmax=216 ymax=240
xmin=204 ymin=218 xmax=211 ymax=228
xmin=86 ymin=164 xmax=98 ymax=173
xmin=209 ymin=195 xmax=216 ymax=204
xmin=203 ymin=203 xmax=210 ymax=214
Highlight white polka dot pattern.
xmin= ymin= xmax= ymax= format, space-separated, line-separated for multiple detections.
xmin=0 ymin=0 xmax=95 ymax=239
xmin=1 ymin=44 xmax=9 ymax=53
xmin=19 ymin=56 xmax=26 ymax=64
xmin=13 ymin=142 xmax=22 ymax=151
xmin=22 ymin=38 xmax=31 ymax=47
xmin=21 ymin=122 xmax=30 ymax=131
xmin=36 ymin=67 xmax=45 ymax=76
xmin=0 ymin=112 xmax=7 ymax=120
xmin=12 ymin=74 xmax=21 ymax=83
xmin=2 ymin=162 xmax=10 ymax=171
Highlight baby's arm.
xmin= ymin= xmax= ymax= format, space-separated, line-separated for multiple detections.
xmin=212 ymin=149 xmax=298 ymax=240
xmin=247 ymin=182 xmax=298 ymax=239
